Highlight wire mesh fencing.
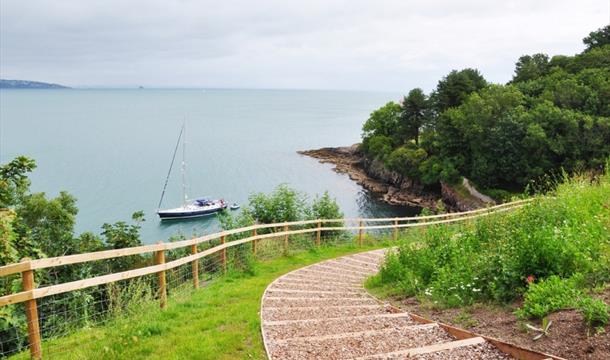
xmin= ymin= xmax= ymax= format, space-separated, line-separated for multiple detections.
xmin=0 ymin=226 xmax=360 ymax=359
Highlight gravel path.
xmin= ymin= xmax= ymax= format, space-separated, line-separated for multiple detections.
xmin=260 ymin=249 xmax=515 ymax=359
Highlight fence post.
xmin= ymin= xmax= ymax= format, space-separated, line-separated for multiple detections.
xmin=191 ymin=244 xmax=199 ymax=289
xmin=393 ymin=218 xmax=398 ymax=241
xmin=283 ymin=225 xmax=289 ymax=254
xmin=316 ymin=220 xmax=321 ymax=247
xmin=21 ymin=258 xmax=42 ymax=360
xmin=221 ymin=234 xmax=227 ymax=274
xmin=358 ymin=219 xmax=364 ymax=246
xmin=154 ymin=244 xmax=167 ymax=309
xmin=252 ymin=228 xmax=257 ymax=256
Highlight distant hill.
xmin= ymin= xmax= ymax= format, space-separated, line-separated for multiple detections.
xmin=0 ymin=79 xmax=69 ymax=89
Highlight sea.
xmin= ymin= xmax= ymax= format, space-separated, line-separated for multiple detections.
xmin=0 ymin=89 xmax=419 ymax=244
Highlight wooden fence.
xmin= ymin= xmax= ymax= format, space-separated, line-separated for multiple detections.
xmin=0 ymin=199 xmax=531 ymax=359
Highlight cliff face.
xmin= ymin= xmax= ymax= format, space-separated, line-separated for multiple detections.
xmin=361 ymin=157 xmax=435 ymax=207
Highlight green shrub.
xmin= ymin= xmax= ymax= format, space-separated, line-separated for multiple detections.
xmin=578 ymin=297 xmax=609 ymax=328
xmin=516 ymin=276 xmax=581 ymax=319
xmin=370 ymin=169 xmax=610 ymax=312
xmin=377 ymin=253 xmax=421 ymax=296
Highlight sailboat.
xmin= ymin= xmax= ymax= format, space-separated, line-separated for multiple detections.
xmin=157 ymin=123 xmax=227 ymax=220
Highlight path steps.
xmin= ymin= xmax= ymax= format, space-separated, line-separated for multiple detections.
xmin=261 ymin=249 xmax=513 ymax=360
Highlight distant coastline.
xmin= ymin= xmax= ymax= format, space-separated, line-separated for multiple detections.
xmin=0 ymin=79 xmax=69 ymax=89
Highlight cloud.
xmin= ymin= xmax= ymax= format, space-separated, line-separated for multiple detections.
xmin=1 ymin=0 xmax=607 ymax=91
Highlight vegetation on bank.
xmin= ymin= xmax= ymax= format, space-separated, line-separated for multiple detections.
xmin=0 ymin=156 xmax=345 ymax=357
xmin=8 ymin=244 xmax=384 ymax=360
xmin=218 ymin=184 xmax=343 ymax=234
xmin=1 ymin=156 xmax=157 ymax=356
xmin=361 ymin=26 xmax=610 ymax=193
xmin=367 ymin=168 xmax=610 ymax=329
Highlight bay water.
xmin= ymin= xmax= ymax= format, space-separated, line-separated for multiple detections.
xmin=0 ymin=89 xmax=419 ymax=244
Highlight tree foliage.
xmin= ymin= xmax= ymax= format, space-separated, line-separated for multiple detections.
xmin=512 ymin=53 xmax=549 ymax=83
xmin=583 ymin=25 xmax=610 ymax=51
xmin=399 ymin=88 xmax=429 ymax=145
xmin=431 ymin=68 xmax=487 ymax=113
xmin=361 ymin=26 xmax=610 ymax=191
xmin=0 ymin=156 xmax=147 ymax=355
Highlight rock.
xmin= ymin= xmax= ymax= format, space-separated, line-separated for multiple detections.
xmin=440 ymin=178 xmax=496 ymax=212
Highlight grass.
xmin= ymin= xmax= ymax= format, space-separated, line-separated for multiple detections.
xmin=368 ymin=168 xmax=610 ymax=327
xmin=11 ymin=243 xmax=385 ymax=360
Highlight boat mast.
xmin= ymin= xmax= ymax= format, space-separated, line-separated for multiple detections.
xmin=157 ymin=123 xmax=185 ymax=210
xmin=181 ymin=121 xmax=188 ymax=207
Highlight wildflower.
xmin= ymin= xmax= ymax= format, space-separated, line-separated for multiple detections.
xmin=526 ymin=275 xmax=535 ymax=284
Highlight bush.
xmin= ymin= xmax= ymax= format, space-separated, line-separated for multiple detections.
xmin=309 ymin=192 xmax=343 ymax=220
xmin=578 ymin=297 xmax=609 ymax=328
xmin=516 ymin=276 xmax=581 ymax=319
xmin=248 ymin=184 xmax=307 ymax=224
xmin=219 ymin=185 xmax=346 ymax=250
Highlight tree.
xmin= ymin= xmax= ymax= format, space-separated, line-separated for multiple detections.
xmin=431 ymin=68 xmax=487 ymax=113
xmin=0 ymin=156 xmax=36 ymax=208
xmin=400 ymin=88 xmax=429 ymax=145
xmin=512 ymin=53 xmax=550 ymax=83
xmin=364 ymin=135 xmax=393 ymax=160
xmin=583 ymin=25 xmax=610 ymax=51
xmin=440 ymin=85 xmax=529 ymax=187
xmin=361 ymin=102 xmax=401 ymax=142
xmin=385 ymin=145 xmax=427 ymax=179
xmin=15 ymin=191 xmax=78 ymax=258
xmin=361 ymin=101 xmax=402 ymax=158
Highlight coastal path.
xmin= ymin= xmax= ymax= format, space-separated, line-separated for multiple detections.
xmin=260 ymin=249 xmax=563 ymax=360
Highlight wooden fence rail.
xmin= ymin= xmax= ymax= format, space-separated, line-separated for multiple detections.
xmin=0 ymin=198 xmax=532 ymax=359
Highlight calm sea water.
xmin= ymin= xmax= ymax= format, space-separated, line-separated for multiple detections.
xmin=0 ymin=89 xmax=418 ymax=244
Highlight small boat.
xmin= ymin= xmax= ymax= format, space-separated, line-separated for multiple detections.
xmin=157 ymin=123 xmax=227 ymax=220
xmin=230 ymin=203 xmax=240 ymax=210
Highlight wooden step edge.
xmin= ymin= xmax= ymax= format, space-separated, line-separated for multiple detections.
xmin=264 ymin=288 xmax=367 ymax=295
xmin=273 ymin=279 xmax=363 ymax=288
xmin=263 ymin=296 xmax=375 ymax=301
xmin=312 ymin=263 xmax=375 ymax=276
xmin=278 ymin=275 xmax=362 ymax=285
xmin=349 ymin=253 xmax=385 ymax=261
xmin=263 ymin=304 xmax=385 ymax=311
xmin=268 ymin=285 xmax=365 ymax=293
xmin=332 ymin=261 xmax=380 ymax=270
xmin=354 ymin=337 xmax=485 ymax=359
xmin=263 ymin=312 xmax=412 ymax=326
xmin=409 ymin=336 xmax=486 ymax=355
xmin=271 ymin=323 xmax=438 ymax=344
xmin=293 ymin=268 xmax=366 ymax=279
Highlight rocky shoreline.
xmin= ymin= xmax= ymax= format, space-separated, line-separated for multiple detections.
xmin=298 ymin=145 xmax=495 ymax=212
xmin=298 ymin=145 xmax=440 ymax=210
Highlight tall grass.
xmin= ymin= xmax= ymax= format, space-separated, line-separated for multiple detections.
xmin=369 ymin=167 xmax=610 ymax=323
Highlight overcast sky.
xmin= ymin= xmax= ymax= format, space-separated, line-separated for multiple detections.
xmin=1 ymin=0 xmax=608 ymax=91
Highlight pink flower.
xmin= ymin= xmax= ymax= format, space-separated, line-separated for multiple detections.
xmin=526 ymin=275 xmax=535 ymax=284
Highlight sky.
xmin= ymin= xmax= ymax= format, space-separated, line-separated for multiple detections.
xmin=1 ymin=0 xmax=608 ymax=92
